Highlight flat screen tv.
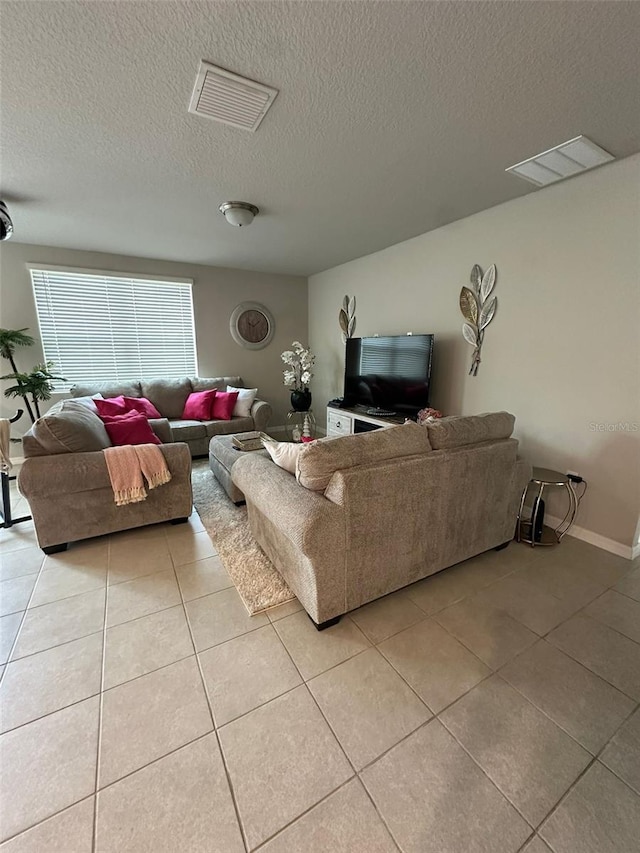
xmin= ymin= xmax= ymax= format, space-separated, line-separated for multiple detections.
xmin=344 ymin=334 xmax=434 ymax=416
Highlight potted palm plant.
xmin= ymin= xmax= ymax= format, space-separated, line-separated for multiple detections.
xmin=3 ymin=363 xmax=65 ymax=420
xmin=0 ymin=328 xmax=64 ymax=422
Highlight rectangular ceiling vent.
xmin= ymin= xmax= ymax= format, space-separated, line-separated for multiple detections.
xmin=506 ymin=135 xmax=614 ymax=187
xmin=188 ymin=61 xmax=278 ymax=132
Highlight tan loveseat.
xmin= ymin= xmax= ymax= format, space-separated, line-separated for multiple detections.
xmin=19 ymin=396 xmax=193 ymax=553
xmin=69 ymin=376 xmax=272 ymax=457
xmin=20 ymin=442 xmax=193 ymax=554
xmin=231 ymin=412 xmax=531 ymax=628
xmin=18 ymin=375 xmax=270 ymax=552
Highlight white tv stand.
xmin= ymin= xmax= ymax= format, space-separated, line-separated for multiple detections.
xmin=326 ymin=405 xmax=407 ymax=437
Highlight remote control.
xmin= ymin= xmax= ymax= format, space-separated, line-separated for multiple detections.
xmin=366 ymin=408 xmax=396 ymax=417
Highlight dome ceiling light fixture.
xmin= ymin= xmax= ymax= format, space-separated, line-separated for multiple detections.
xmin=0 ymin=200 xmax=14 ymax=241
xmin=218 ymin=201 xmax=259 ymax=227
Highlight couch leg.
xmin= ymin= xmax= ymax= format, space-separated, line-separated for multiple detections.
xmin=42 ymin=543 xmax=68 ymax=555
xmin=170 ymin=517 xmax=189 ymax=525
xmin=311 ymin=615 xmax=342 ymax=631
xmin=495 ymin=541 xmax=511 ymax=551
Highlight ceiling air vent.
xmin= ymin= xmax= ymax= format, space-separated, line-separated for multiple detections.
xmin=188 ymin=61 xmax=278 ymax=132
xmin=506 ymin=135 xmax=614 ymax=187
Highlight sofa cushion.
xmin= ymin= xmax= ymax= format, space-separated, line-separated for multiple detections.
xmin=211 ymin=391 xmax=238 ymax=420
xmin=95 ymin=396 xmax=128 ymax=417
xmin=169 ymin=419 xmax=207 ymax=441
xmin=426 ymin=412 xmax=515 ymax=450
xmin=69 ymin=393 xmax=104 ymax=413
xmin=227 ymin=385 xmax=258 ymax=418
xmin=204 ymin=417 xmax=254 ymax=437
xmin=71 ymin=381 xmax=142 ymax=399
xmin=101 ymin=411 xmax=161 ymax=446
xmin=296 ymin=421 xmax=432 ymax=492
xmin=182 ymin=390 xmax=217 ymax=420
xmin=191 ymin=376 xmax=242 ymax=392
xmin=140 ymin=378 xmax=191 ymax=419
xmin=123 ymin=396 xmax=163 ymax=419
xmin=32 ymin=401 xmax=112 ymax=455
xmin=263 ymin=439 xmax=301 ymax=474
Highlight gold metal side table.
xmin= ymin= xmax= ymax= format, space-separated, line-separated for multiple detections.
xmin=516 ymin=467 xmax=578 ymax=546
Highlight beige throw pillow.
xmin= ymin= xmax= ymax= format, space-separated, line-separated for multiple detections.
xmin=263 ymin=439 xmax=301 ymax=474
xmin=227 ymin=385 xmax=258 ymax=418
xmin=67 ymin=393 xmax=104 ymax=413
xmin=32 ymin=402 xmax=112 ymax=454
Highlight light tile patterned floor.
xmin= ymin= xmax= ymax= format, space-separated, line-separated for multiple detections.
xmin=0 ymin=482 xmax=639 ymax=852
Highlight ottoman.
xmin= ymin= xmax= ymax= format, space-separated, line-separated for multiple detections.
xmin=209 ymin=434 xmax=268 ymax=504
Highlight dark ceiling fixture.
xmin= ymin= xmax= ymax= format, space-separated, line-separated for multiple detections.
xmin=0 ymin=201 xmax=13 ymax=241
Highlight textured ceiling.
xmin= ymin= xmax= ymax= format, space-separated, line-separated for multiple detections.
xmin=1 ymin=1 xmax=639 ymax=276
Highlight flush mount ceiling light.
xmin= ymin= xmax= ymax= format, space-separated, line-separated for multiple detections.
xmin=218 ymin=201 xmax=259 ymax=227
xmin=506 ymin=135 xmax=614 ymax=187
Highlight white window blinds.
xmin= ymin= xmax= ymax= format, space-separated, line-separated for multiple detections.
xmin=29 ymin=266 xmax=197 ymax=391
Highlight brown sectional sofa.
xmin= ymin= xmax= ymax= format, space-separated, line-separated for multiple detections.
xmin=231 ymin=412 xmax=531 ymax=628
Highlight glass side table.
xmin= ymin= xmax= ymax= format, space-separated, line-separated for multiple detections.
xmin=516 ymin=467 xmax=578 ymax=546
xmin=285 ymin=410 xmax=316 ymax=443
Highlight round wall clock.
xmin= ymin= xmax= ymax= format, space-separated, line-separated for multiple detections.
xmin=230 ymin=302 xmax=275 ymax=350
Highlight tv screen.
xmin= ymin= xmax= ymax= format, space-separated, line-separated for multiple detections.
xmin=344 ymin=334 xmax=434 ymax=415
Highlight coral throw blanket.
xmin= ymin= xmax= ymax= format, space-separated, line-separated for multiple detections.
xmin=0 ymin=419 xmax=12 ymax=474
xmin=103 ymin=444 xmax=172 ymax=506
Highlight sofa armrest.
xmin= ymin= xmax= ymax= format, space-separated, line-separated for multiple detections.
xmin=231 ymin=453 xmax=341 ymax=550
xmin=231 ymin=453 xmax=347 ymax=622
xmin=19 ymin=443 xmax=191 ymax=499
xmin=515 ymin=455 xmax=533 ymax=492
xmin=250 ymin=399 xmax=272 ymax=432
xmin=149 ymin=418 xmax=172 ymax=444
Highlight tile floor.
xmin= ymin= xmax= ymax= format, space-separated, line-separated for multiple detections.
xmin=0 ymin=482 xmax=639 ymax=852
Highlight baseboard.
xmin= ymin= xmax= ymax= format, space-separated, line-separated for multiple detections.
xmin=545 ymin=512 xmax=636 ymax=560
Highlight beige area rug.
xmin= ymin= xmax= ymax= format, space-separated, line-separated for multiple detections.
xmin=191 ymin=459 xmax=294 ymax=615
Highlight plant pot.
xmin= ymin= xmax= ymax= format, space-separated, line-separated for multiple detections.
xmin=290 ymin=389 xmax=312 ymax=412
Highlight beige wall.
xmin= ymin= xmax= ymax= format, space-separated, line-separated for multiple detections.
xmin=309 ymin=155 xmax=640 ymax=551
xmin=0 ymin=243 xmax=307 ymax=427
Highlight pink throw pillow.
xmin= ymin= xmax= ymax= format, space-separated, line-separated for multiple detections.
xmin=101 ymin=411 xmax=161 ymax=446
xmin=123 ymin=396 xmax=162 ymax=419
xmin=211 ymin=390 xmax=238 ymax=421
xmin=182 ymin=390 xmax=217 ymax=421
xmin=95 ymin=395 xmax=128 ymax=417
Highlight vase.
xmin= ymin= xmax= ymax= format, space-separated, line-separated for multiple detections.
xmin=290 ymin=389 xmax=312 ymax=412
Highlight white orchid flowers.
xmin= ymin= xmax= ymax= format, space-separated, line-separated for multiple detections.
xmin=281 ymin=341 xmax=315 ymax=390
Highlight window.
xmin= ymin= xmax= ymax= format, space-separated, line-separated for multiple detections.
xmin=29 ymin=265 xmax=197 ymax=391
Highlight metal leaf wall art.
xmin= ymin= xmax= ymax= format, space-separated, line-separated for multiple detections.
xmin=339 ymin=295 xmax=356 ymax=343
xmin=460 ymin=264 xmax=497 ymax=375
